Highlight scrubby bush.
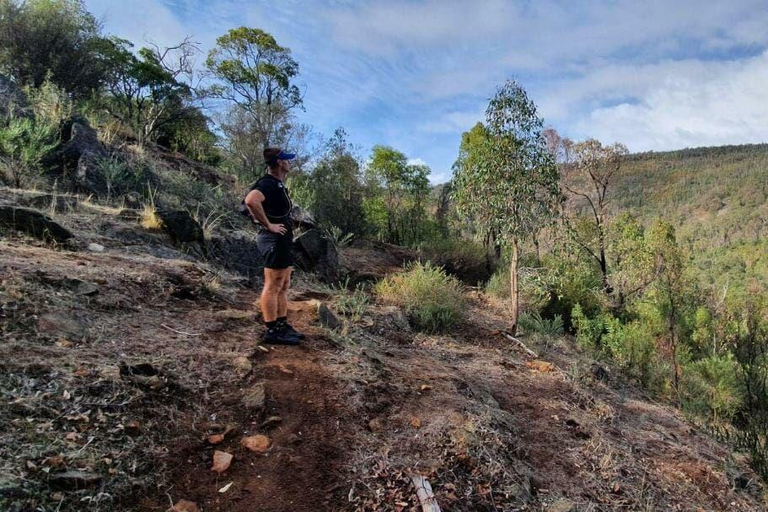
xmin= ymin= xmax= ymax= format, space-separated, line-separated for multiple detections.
xmin=419 ymin=237 xmax=491 ymax=285
xmin=572 ymin=303 xmax=672 ymax=391
xmin=604 ymin=319 xmax=665 ymax=389
xmin=486 ymin=265 xmax=551 ymax=310
xmin=486 ymin=267 xmax=510 ymax=298
xmin=541 ymin=254 xmax=605 ymax=329
xmin=97 ymin=155 xmax=156 ymax=198
xmin=335 ymin=282 xmax=370 ymax=321
xmin=571 ymin=304 xmax=607 ymax=350
xmin=375 ymin=262 xmax=465 ymax=333
xmin=0 ymin=117 xmax=58 ymax=187
xmin=518 ymin=311 xmax=564 ymax=336
xmin=681 ymin=354 xmax=742 ymax=424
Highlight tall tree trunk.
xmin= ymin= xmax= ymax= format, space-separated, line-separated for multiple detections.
xmin=510 ymin=239 xmax=520 ymax=335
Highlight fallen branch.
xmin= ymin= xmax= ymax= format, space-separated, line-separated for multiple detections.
xmin=160 ymin=324 xmax=201 ymax=336
xmin=409 ymin=474 xmax=441 ymax=512
xmin=502 ymin=332 xmax=538 ymax=358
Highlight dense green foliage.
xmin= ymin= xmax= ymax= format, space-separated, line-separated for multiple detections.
xmin=0 ymin=0 xmax=111 ymax=97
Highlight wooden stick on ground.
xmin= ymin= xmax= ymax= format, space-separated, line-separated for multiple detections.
xmin=502 ymin=332 xmax=538 ymax=358
xmin=160 ymin=324 xmax=201 ymax=336
xmin=409 ymin=474 xmax=441 ymax=512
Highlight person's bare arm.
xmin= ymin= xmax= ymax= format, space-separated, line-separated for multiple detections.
xmin=245 ymin=190 xmax=287 ymax=235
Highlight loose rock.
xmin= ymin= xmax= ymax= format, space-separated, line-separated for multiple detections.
xmin=233 ymin=356 xmax=252 ymax=374
xmin=37 ymin=313 xmax=86 ymax=341
xmin=242 ymin=382 xmax=266 ymax=411
xmin=168 ymin=499 xmax=200 ymax=512
xmin=87 ymin=243 xmax=105 ymax=252
xmin=207 ymin=434 xmax=225 ymax=445
xmin=526 ymin=360 xmax=555 ymax=373
xmin=317 ymin=302 xmax=341 ymax=329
xmin=241 ymin=435 xmax=271 ymax=454
xmin=210 ymin=451 xmax=233 ymax=473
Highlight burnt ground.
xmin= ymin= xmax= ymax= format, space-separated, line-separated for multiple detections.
xmin=1 ymin=205 xmax=767 ymax=511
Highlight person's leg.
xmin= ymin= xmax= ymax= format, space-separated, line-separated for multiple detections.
xmin=277 ymin=267 xmax=292 ymax=319
xmin=261 ymin=268 xmax=287 ymax=323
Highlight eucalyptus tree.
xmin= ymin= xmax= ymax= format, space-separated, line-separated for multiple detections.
xmin=206 ymin=27 xmax=302 ymax=152
xmin=561 ymin=139 xmax=629 ymax=290
xmin=452 ymin=80 xmax=560 ymax=333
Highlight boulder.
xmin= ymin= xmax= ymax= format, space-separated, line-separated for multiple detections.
xmin=56 ymin=118 xmax=109 ymax=195
xmin=293 ymin=229 xmax=339 ymax=283
xmin=0 ymin=206 xmax=74 ymax=243
xmin=317 ymin=302 xmax=341 ymax=329
xmin=156 ymin=209 xmax=204 ymax=245
xmin=290 ymin=206 xmax=317 ymax=230
xmin=207 ymin=230 xmax=264 ymax=282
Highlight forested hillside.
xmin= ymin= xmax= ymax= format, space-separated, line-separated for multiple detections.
xmin=616 ymin=144 xmax=768 ymax=293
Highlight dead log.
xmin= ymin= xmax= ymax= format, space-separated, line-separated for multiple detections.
xmin=409 ymin=474 xmax=441 ymax=512
xmin=502 ymin=332 xmax=539 ymax=358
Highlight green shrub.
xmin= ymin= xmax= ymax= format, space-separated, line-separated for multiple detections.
xmin=541 ymin=254 xmax=604 ymax=329
xmin=97 ymin=155 xmax=155 ymax=198
xmin=604 ymin=320 xmax=664 ymax=388
xmin=375 ymin=261 xmax=465 ymax=333
xmin=0 ymin=117 xmax=58 ymax=187
xmin=486 ymin=267 xmax=510 ymax=298
xmin=327 ymin=225 xmax=354 ymax=248
xmin=518 ymin=311 xmax=564 ymax=336
xmin=571 ymin=304 xmax=606 ymax=350
xmin=682 ymin=354 xmax=742 ymax=425
xmin=335 ymin=282 xmax=369 ymax=321
xmin=419 ymin=237 xmax=491 ymax=284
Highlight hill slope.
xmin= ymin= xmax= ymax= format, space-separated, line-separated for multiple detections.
xmin=1 ymin=188 xmax=764 ymax=511
xmin=614 ymin=144 xmax=768 ymax=291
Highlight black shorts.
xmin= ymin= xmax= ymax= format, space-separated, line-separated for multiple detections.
xmin=257 ymin=231 xmax=293 ymax=269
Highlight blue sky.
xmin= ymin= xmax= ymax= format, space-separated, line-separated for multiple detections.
xmin=84 ymin=0 xmax=768 ymax=183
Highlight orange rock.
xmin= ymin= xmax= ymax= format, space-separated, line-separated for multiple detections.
xmin=241 ymin=435 xmax=271 ymax=454
xmin=210 ymin=451 xmax=233 ymax=473
xmin=168 ymin=499 xmax=200 ymax=512
xmin=526 ymin=360 xmax=555 ymax=372
xmin=410 ymin=417 xmax=422 ymax=429
xmin=207 ymin=434 xmax=225 ymax=445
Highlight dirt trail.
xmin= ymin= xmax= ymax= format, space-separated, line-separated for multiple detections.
xmin=2 ymin=238 xmax=765 ymax=511
xmin=137 ymin=293 xmax=354 ymax=512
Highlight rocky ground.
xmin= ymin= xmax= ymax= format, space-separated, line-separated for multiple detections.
xmin=1 ymin=186 xmax=766 ymax=511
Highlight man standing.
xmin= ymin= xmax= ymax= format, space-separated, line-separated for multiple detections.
xmin=244 ymin=147 xmax=305 ymax=345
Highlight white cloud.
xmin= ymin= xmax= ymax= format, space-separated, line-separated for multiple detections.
xmin=574 ymin=51 xmax=768 ymax=150
xmin=323 ymin=0 xmax=513 ymax=56
xmin=86 ymin=0 xmax=187 ymax=48
xmin=417 ymin=108 xmax=484 ymax=134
